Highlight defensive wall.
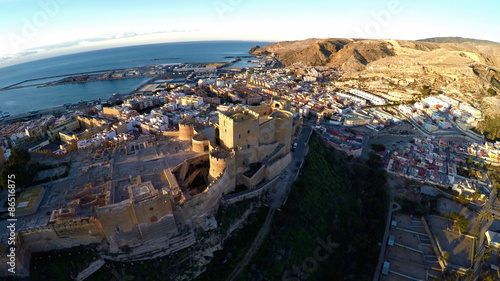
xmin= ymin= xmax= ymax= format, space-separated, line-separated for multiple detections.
xmin=192 ymin=133 xmax=211 ymax=153
xmin=1 ymin=102 xmax=297 ymax=279
xmin=224 ymin=173 xmax=281 ymax=205
xmin=0 ymin=217 xmax=106 ymax=277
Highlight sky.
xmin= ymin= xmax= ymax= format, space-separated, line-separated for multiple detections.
xmin=0 ymin=0 xmax=499 ymax=66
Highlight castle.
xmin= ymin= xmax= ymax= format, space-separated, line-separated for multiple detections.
xmin=1 ymin=100 xmax=296 ymax=277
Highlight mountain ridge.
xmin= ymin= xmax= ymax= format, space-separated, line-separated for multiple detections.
xmin=250 ymin=37 xmax=500 ymax=115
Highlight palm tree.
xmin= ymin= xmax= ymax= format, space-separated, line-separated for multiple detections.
xmin=439 ymin=251 xmax=450 ymax=264
xmin=478 ymin=210 xmax=491 ymax=223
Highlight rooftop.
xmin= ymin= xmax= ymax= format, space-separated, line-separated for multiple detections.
xmin=229 ymin=111 xmax=256 ymax=122
xmin=127 ymin=181 xmax=157 ymax=202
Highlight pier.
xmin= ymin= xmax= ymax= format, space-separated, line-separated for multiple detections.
xmin=0 ymin=68 xmax=130 ymax=91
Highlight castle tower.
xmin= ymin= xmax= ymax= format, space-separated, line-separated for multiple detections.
xmin=178 ymin=120 xmax=195 ymax=141
xmin=191 ymin=134 xmax=210 ymax=153
xmin=270 ymin=110 xmax=294 ymax=153
xmin=208 ymin=147 xmax=235 ymax=183
xmin=271 ymin=99 xmax=291 ymax=112
xmin=218 ymin=109 xmax=259 ymax=152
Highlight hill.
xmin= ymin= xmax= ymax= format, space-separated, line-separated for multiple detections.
xmin=250 ymin=37 xmax=500 ymax=115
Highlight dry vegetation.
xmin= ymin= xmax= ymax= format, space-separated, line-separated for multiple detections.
xmin=251 ymin=37 xmax=500 ymax=115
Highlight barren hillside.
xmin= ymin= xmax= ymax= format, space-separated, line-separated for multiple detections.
xmin=250 ymin=38 xmax=500 ymax=115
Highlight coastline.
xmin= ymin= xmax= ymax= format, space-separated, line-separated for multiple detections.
xmin=0 ymin=57 xmax=261 ymax=123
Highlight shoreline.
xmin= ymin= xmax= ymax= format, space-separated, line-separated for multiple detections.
xmin=0 ymin=77 xmax=155 ymax=124
xmin=0 ymin=57 xmax=261 ymax=122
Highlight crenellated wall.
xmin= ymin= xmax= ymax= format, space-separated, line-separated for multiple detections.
xmin=18 ymin=217 xmax=104 ymax=252
xmin=208 ymin=147 xmax=235 ymax=183
xmin=175 ymin=170 xmax=234 ymax=224
xmin=178 ymin=121 xmax=195 ymax=141
xmin=250 ymin=104 xmax=273 ymax=116
xmin=192 ymin=134 xmax=210 ymax=153
xmin=95 ymin=193 xmax=174 ymax=241
xmin=7 ymin=216 xmax=106 ymax=276
xmin=218 ymin=110 xmax=259 ymax=151
xmin=0 ymin=217 xmax=104 ymax=278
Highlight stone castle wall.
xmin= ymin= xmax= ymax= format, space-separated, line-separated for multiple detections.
xmin=96 ymin=194 xmax=173 ymax=241
xmin=192 ymin=134 xmax=210 ymax=153
xmin=175 ymin=170 xmax=234 ymax=224
xmin=18 ymin=217 xmax=104 ymax=253
xmin=265 ymin=153 xmax=292 ymax=180
xmin=257 ymin=142 xmax=280 ymax=162
xmin=218 ymin=110 xmax=259 ymax=151
xmin=209 ymin=148 xmax=235 ymax=183
xmin=258 ymin=119 xmax=276 ymax=145
xmin=224 ymin=176 xmax=280 ymax=205
xmin=0 ymin=217 xmax=104 ymax=278
xmin=240 ymin=164 xmax=266 ymax=189
xmin=270 ymin=110 xmax=293 ymax=154
xmin=178 ymin=122 xmax=195 ymax=141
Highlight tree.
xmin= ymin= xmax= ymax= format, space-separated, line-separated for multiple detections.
xmin=442 ymin=251 xmax=450 ymax=262
xmin=370 ymin=144 xmax=386 ymax=152
xmin=467 ymin=158 xmax=473 ymax=166
xmin=472 ymin=189 xmax=482 ymax=201
xmin=421 ymin=85 xmax=432 ymax=97
xmin=455 ymin=217 xmax=469 ymax=234
xmin=449 ymin=212 xmax=469 ymax=235
xmin=453 ymin=194 xmax=468 ymax=206
xmin=366 ymin=152 xmax=383 ymax=168
xmin=484 ymin=275 xmax=494 ymax=281
xmin=478 ymin=210 xmax=491 ymax=224
xmin=0 ymin=148 xmax=33 ymax=189
xmin=487 ymin=88 xmax=497 ymax=96
xmin=482 ymin=247 xmax=493 ymax=261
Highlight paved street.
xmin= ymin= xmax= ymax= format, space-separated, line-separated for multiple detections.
xmin=268 ymin=125 xmax=312 ymax=209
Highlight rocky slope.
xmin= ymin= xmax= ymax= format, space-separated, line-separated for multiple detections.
xmin=250 ymin=38 xmax=500 ymax=115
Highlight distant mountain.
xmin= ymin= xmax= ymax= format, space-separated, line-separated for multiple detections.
xmin=250 ymin=37 xmax=500 ymax=115
xmin=418 ymin=37 xmax=500 ymax=46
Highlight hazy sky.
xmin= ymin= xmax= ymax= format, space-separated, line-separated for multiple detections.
xmin=0 ymin=0 xmax=499 ymax=64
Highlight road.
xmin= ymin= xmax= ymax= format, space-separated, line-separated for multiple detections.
xmin=372 ymin=196 xmax=401 ymax=281
xmin=396 ymin=108 xmax=484 ymax=143
xmin=226 ymin=126 xmax=313 ymax=281
xmin=471 ymin=187 xmax=497 ymax=280
xmin=265 ymin=126 xmax=312 ymax=209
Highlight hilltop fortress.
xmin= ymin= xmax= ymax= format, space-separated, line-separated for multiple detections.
xmin=2 ymin=100 xmax=297 ymax=277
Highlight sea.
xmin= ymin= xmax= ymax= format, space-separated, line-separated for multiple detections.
xmin=0 ymin=41 xmax=271 ymax=116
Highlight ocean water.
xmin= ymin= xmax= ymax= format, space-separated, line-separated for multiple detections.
xmin=0 ymin=41 xmax=270 ymax=115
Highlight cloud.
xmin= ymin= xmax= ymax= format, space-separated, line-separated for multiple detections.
xmin=0 ymin=29 xmax=200 ymax=67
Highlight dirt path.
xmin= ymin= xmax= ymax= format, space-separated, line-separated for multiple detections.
xmin=226 ymin=126 xmax=313 ymax=281
xmin=226 ymin=209 xmax=275 ymax=281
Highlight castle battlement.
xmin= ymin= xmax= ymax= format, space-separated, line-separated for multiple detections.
xmin=219 ymin=108 xmax=260 ymax=123
xmin=209 ymin=147 xmax=235 ymax=162
xmin=20 ymin=217 xmax=99 ymax=235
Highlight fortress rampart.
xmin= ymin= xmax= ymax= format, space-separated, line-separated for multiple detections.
xmin=178 ymin=121 xmax=195 ymax=141
xmin=3 ymin=103 xmax=297 ymax=279
xmin=209 ymin=147 xmax=235 ymax=182
xmin=192 ymin=134 xmax=210 ymax=153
